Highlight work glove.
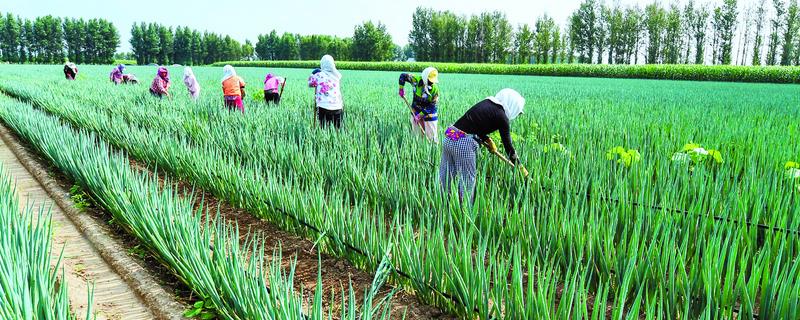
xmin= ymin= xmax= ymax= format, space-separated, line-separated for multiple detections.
xmin=510 ymin=153 xmax=519 ymax=164
xmin=413 ymin=112 xmax=423 ymax=123
xmin=399 ymin=88 xmax=405 ymax=98
xmin=485 ymin=137 xmax=498 ymax=153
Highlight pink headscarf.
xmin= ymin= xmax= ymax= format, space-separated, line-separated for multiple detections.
xmin=157 ymin=67 xmax=170 ymax=83
xmin=264 ymin=73 xmax=281 ymax=91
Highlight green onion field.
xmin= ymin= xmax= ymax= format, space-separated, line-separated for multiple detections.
xmin=0 ymin=64 xmax=797 ymax=319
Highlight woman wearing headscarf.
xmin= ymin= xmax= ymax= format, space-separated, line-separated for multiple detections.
xmin=221 ymin=65 xmax=246 ymax=112
xmin=398 ymin=67 xmax=440 ymax=143
xmin=110 ymin=64 xmax=125 ymax=85
xmin=308 ymin=55 xmax=344 ymax=129
xmin=439 ymin=88 xmax=525 ymax=203
xmin=149 ymin=67 xmax=171 ymax=99
xmin=63 ymin=62 xmax=78 ymax=80
xmin=183 ymin=67 xmax=200 ymax=100
xmin=263 ymin=73 xmax=284 ymax=105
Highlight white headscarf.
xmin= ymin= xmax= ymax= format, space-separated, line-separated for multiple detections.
xmin=184 ymin=67 xmax=194 ymax=79
xmin=421 ymin=67 xmax=436 ymax=87
xmin=487 ymin=88 xmax=525 ymax=121
xmin=421 ymin=67 xmax=437 ymax=95
xmin=221 ymin=65 xmax=237 ymax=83
xmin=184 ymin=67 xmax=199 ymax=92
xmin=320 ymin=55 xmax=341 ymax=80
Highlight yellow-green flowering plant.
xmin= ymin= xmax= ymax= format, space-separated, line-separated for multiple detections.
xmin=606 ymin=146 xmax=641 ymax=168
xmin=3 ymin=64 xmax=800 ymax=319
xmin=672 ymin=142 xmax=723 ymax=170
xmin=543 ymin=142 xmax=566 ymax=154
xmin=489 ymin=130 xmax=524 ymax=144
xmin=785 ymin=161 xmax=800 ymax=180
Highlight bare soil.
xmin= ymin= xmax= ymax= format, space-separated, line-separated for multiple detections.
xmin=129 ymin=159 xmax=455 ymax=319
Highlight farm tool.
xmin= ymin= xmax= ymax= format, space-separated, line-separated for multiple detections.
xmin=480 ymin=139 xmax=529 ymax=178
xmin=400 ymin=96 xmax=430 ymax=141
xmin=279 ymin=78 xmax=287 ymax=98
xmin=311 ymin=98 xmax=316 ymax=129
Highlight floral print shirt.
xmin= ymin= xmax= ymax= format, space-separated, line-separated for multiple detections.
xmin=308 ymin=72 xmax=343 ymax=111
xmin=150 ymin=77 xmax=170 ymax=95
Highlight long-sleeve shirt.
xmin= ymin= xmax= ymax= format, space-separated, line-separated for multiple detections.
xmin=453 ymin=99 xmax=516 ymax=159
xmin=64 ymin=65 xmax=77 ymax=80
xmin=222 ymin=76 xmax=246 ymax=97
xmin=150 ymin=77 xmax=170 ymax=95
xmin=308 ymin=72 xmax=343 ymax=111
xmin=122 ymin=74 xmax=138 ymax=84
xmin=398 ymin=73 xmax=439 ymax=119
xmin=264 ymin=77 xmax=283 ymax=92
xmin=184 ymin=76 xmax=200 ymax=97
xmin=110 ymin=69 xmax=123 ymax=84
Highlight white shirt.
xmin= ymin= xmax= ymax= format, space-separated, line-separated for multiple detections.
xmin=308 ymin=72 xmax=343 ymax=111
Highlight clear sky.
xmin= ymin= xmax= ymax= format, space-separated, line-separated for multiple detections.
xmin=0 ymin=0 xmax=643 ymax=52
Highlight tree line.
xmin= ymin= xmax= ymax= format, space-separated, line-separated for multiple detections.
xmin=129 ymin=19 xmax=396 ymax=65
xmin=255 ymin=31 xmax=352 ymax=61
xmin=0 ymin=12 xmax=119 ymax=64
xmin=253 ymin=20 xmax=397 ymax=62
xmin=566 ymin=0 xmax=741 ymax=65
xmin=129 ymin=22 xmax=254 ymax=66
xmin=410 ymin=0 xmax=800 ymax=66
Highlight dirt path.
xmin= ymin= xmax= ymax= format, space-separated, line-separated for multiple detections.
xmin=0 ymin=139 xmax=158 ymax=320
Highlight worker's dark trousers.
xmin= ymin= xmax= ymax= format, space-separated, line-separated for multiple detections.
xmin=264 ymin=91 xmax=280 ymax=105
xmin=317 ymin=107 xmax=342 ymax=129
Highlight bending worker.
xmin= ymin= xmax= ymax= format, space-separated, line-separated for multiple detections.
xmin=263 ymin=73 xmax=285 ymax=105
xmin=122 ymin=74 xmax=138 ymax=84
xmin=308 ymin=55 xmax=344 ymax=129
xmin=64 ymin=62 xmax=78 ymax=80
xmin=110 ymin=64 xmax=125 ymax=85
xmin=149 ymin=67 xmax=171 ymax=99
xmin=221 ymin=65 xmax=246 ymax=112
xmin=183 ymin=67 xmax=200 ymax=100
xmin=439 ymin=88 xmax=525 ymax=203
xmin=398 ymin=67 xmax=440 ymax=143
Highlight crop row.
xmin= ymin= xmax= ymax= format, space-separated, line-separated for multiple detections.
xmin=6 ymin=66 xmax=799 ymax=240
xmin=75 ymin=64 xmax=799 ymax=232
xmin=6 ymin=66 xmax=797 ymax=234
xmin=214 ymin=60 xmax=800 ymax=84
xmin=0 ymin=94 xmax=397 ymax=319
xmin=40 ymin=75 xmax=800 ymax=232
xmin=0 ymin=165 xmax=83 ymax=319
xmin=2 ymin=65 xmax=797 ymax=318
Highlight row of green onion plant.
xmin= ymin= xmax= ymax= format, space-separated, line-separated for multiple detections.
xmin=7 ymin=65 xmax=796 ymax=230
xmin=0 ymin=65 xmax=797 ymax=318
xmin=0 ymin=164 xmax=89 ymax=319
xmin=0 ymin=94 xmax=398 ymax=320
